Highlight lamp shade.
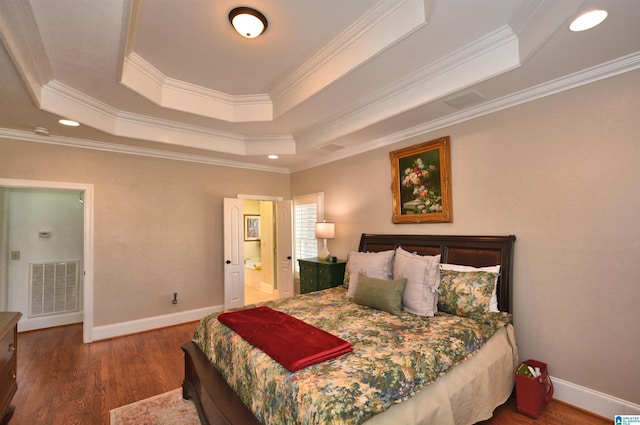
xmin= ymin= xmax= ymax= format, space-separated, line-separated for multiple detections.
xmin=315 ymin=222 xmax=335 ymax=239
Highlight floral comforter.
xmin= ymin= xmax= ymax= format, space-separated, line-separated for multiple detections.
xmin=193 ymin=286 xmax=512 ymax=425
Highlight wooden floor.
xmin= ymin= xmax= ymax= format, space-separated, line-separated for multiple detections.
xmin=12 ymin=322 xmax=197 ymax=425
xmin=10 ymin=322 xmax=610 ymax=425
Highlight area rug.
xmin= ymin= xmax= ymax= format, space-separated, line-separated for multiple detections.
xmin=110 ymin=388 xmax=200 ymax=425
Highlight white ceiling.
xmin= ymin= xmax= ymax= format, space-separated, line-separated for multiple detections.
xmin=1 ymin=0 xmax=639 ymax=173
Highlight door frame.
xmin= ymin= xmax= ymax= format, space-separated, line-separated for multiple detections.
xmin=0 ymin=178 xmax=94 ymax=343
xmin=226 ymin=194 xmax=285 ymax=308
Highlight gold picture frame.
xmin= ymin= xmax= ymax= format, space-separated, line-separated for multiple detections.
xmin=390 ymin=136 xmax=452 ymax=223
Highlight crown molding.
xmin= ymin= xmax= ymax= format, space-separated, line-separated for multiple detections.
xmin=291 ymin=51 xmax=640 ymax=173
xmin=121 ymin=52 xmax=273 ymax=122
xmin=0 ymin=128 xmax=290 ymax=174
xmin=120 ymin=0 xmax=427 ymax=123
xmin=0 ymin=0 xmax=53 ymax=104
xmin=38 ymin=80 xmax=295 ymax=156
xmin=5 ymin=52 xmax=637 ymax=176
xmin=270 ymin=0 xmax=428 ymax=118
xmin=295 ymin=25 xmax=520 ymax=151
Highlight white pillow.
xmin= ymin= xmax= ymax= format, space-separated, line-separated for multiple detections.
xmin=393 ymin=247 xmax=441 ymax=316
xmin=345 ymin=250 xmax=395 ymax=298
xmin=439 ymin=263 xmax=501 ymax=312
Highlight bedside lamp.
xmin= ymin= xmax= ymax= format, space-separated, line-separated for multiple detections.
xmin=315 ymin=221 xmax=335 ymax=261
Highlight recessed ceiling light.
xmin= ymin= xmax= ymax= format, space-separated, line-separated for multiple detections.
xmin=267 ymin=154 xmax=279 ymax=160
xmin=59 ymin=119 xmax=80 ymax=127
xmin=570 ymin=10 xmax=608 ymax=32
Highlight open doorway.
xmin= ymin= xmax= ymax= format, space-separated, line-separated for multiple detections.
xmin=1 ymin=188 xmax=84 ymax=331
xmin=0 ymin=178 xmax=94 ymax=343
xmin=224 ymin=195 xmax=292 ymax=310
xmin=242 ymin=199 xmax=278 ymax=305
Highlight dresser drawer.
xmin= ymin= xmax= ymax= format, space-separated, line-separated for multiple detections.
xmin=0 ymin=356 xmax=17 ymax=401
xmin=300 ymin=281 xmax=316 ymax=294
xmin=0 ymin=330 xmax=15 ymax=369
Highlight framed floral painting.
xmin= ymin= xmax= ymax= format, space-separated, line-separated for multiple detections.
xmin=389 ymin=136 xmax=452 ymax=223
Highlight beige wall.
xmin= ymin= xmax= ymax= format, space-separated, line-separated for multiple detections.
xmin=0 ymin=140 xmax=290 ymax=326
xmin=1 ymin=69 xmax=638 ymax=406
xmin=292 ymin=70 xmax=640 ymax=404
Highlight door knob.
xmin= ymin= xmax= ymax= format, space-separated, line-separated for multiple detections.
xmin=225 ymin=260 xmax=231 ymax=264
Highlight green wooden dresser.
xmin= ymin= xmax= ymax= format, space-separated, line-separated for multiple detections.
xmin=298 ymin=258 xmax=346 ymax=294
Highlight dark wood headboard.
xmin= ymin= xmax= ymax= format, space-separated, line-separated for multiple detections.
xmin=358 ymin=234 xmax=516 ymax=313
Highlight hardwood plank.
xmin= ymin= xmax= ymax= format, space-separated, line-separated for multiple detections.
xmin=12 ymin=322 xmax=197 ymax=425
xmin=10 ymin=322 xmax=610 ymax=425
xmin=480 ymin=394 xmax=610 ymax=425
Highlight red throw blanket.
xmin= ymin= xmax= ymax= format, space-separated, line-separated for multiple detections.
xmin=217 ymin=306 xmax=352 ymax=372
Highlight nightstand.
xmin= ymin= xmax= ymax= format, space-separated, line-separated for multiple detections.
xmin=298 ymin=258 xmax=346 ymax=294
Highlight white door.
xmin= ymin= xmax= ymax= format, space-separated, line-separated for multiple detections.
xmin=223 ymin=198 xmax=244 ymax=310
xmin=276 ymin=200 xmax=294 ymax=298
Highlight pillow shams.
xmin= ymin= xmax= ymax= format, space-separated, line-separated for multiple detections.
xmin=439 ymin=263 xmax=501 ymax=312
xmin=345 ymin=250 xmax=395 ymax=298
xmin=393 ymin=247 xmax=441 ymax=316
xmin=353 ymin=274 xmax=407 ymax=316
xmin=437 ymin=269 xmax=498 ymax=318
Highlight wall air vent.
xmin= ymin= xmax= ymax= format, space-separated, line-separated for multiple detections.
xmin=30 ymin=260 xmax=80 ymax=317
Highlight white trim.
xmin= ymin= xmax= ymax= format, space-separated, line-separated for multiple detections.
xmin=121 ymin=52 xmax=273 ymax=123
xmin=18 ymin=311 xmax=83 ymax=332
xmin=551 ymin=376 xmax=640 ymax=418
xmin=0 ymin=178 xmax=94 ymax=343
xmin=91 ymin=305 xmax=222 ymax=341
xmin=291 ymin=51 xmax=640 ymax=173
xmin=237 ymin=194 xmax=284 ymax=202
xmin=0 ymin=128 xmax=290 ymax=174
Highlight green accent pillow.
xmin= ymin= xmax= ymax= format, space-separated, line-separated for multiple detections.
xmin=353 ymin=273 xmax=407 ymax=316
xmin=437 ymin=269 xmax=498 ymax=318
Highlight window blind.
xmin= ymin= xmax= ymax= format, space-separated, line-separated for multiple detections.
xmin=294 ymin=203 xmax=317 ymax=264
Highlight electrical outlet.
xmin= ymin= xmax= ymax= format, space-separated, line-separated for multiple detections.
xmin=11 ymin=251 xmax=20 ymax=260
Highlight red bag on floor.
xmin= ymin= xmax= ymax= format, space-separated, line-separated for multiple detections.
xmin=515 ymin=359 xmax=554 ymax=418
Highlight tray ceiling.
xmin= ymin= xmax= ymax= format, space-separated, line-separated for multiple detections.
xmin=1 ymin=0 xmax=639 ymax=172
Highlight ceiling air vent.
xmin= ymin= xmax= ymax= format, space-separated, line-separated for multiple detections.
xmin=319 ymin=144 xmax=345 ymax=152
xmin=443 ymin=90 xmax=485 ymax=109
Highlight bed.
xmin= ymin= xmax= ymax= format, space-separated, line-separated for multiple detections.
xmin=182 ymin=233 xmax=517 ymax=425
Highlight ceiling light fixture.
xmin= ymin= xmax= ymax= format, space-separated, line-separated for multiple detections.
xmin=569 ymin=10 xmax=608 ymax=32
xmin=59 ymin=119 xmax=80 ymax=127
xmin=229 ymin=7 xmax=268 ymax=39
xmin=267 ymin=154 xmax=279 ymax=160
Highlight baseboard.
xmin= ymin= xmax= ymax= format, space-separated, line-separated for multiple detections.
xmin=90 ymin=310 xmax=640 ymax=419
xmin=18 ymin=311 xmax=83 ymax=332
xmin=552 ymin=375 xmax=640 ymax=418
xmin=91 ymin=305 xmax=223 ymax=341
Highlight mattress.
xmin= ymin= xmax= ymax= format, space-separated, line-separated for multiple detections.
xmin=193 ymin=286 xmax=517 ymax=425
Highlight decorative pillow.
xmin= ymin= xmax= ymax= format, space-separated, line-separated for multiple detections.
xmin=437 ymin=269 xmax=498 ymax=318
xmin=353 ymin=273 xmax=407 ymax=316
xmin=344 ymin=250 xmax=395 ymax=298
xmin=393 ymin=247 xmax=441 ymax=316
xmin=439 ymin=264 xmax=501 ymax=312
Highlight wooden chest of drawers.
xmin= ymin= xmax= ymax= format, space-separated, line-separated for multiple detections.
xmin=298 ymin=258 xmax=346 ymax=294
xmin=0 ymin=312 xmax=21 ymax=424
